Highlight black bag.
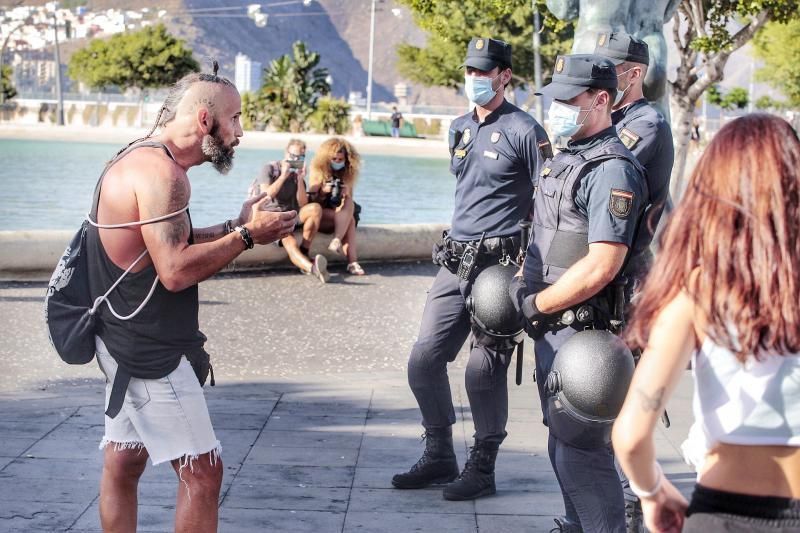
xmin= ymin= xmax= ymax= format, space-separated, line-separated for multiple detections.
xmin=44 ymin=220 xmax=98 ymax=365
xmin=186 ymin=347 xmax=215 ymax=387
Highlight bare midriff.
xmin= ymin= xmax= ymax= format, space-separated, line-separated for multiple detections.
xmin=699 ymin=443 xmax=800 ymax=498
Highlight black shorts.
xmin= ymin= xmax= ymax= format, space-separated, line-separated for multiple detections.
xmin=684 ymin=484 xmax=800 ymax=532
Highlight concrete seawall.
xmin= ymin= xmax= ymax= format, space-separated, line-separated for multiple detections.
xmin=0 ymin=223 xmax=448 ymax=280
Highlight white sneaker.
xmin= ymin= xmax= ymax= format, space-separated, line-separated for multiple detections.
xmin=311 ymin=254 xmax=330 ymax=283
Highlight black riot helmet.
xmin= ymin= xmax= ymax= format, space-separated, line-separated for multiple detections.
xmin=544 ymin=329 xmax=635 ymax=448
xmin=465 ymin=263 xmax=525 ymax=349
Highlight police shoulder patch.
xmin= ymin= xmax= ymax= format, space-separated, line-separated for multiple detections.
xmin=537 ymin=139 xmax=553 ymax=160
xmin=618 ymin=128 xmax=640 ymax=150
xmin=609 ymin=189 xmax=634 ymax=218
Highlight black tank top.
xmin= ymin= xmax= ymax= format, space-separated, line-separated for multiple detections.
xmin=86 ymin=141 xmax=206 ymax=382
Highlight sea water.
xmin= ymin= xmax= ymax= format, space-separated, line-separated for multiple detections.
xmin=0 ymin=139 xmax=455 ymax=230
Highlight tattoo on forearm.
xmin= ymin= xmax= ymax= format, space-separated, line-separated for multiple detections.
xmin=194 ymin=229 xmax=219 ymax=241
xmin=636 ymin=387 xmax=665 ymax=412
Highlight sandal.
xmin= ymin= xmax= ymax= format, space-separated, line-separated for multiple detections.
xmin=347 ymin=262 xmax=365 ymax=276
xmin=328 ymin=237 xmax=344 ymax=256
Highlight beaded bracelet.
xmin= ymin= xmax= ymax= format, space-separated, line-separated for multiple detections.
xmin=234 ymin=225 xmax=254 ymax=249
xmin=629 ymin=462 xmax=663 ymax=499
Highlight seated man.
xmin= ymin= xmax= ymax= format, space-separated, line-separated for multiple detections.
xmin=250 ymin=139 xmax=329 ymax=282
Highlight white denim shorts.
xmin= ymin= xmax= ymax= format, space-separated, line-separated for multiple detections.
xmin=95 ymin=336 xmax=221 ymax=466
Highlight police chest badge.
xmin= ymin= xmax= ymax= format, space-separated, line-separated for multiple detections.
xmin=609 ymin=189 xmax=634 ymax=218
xmin=619 ymin=128 xmax=640 ymax=150
xmin=463 ymin=128 xmax=471 ymax=144
xmin=490 ymin=131 xmax=501 ymax=143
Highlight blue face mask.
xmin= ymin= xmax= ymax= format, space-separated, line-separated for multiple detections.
xmin=464 ymin=73 xmax=500 ymax=106
xmin=547 ymin=96 xmax=597 ymax=138
xmin=330 ymin=160 xmax=346 ymax=171
xmin=614 ymin=68 xmax=635 ymax=106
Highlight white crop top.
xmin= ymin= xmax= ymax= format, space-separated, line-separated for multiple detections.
xmin=692 ymin=337 xmax=800 ymax=448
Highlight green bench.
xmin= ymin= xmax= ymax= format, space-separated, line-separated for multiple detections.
xmin=361 ymin=120 xmax=418 ymax=138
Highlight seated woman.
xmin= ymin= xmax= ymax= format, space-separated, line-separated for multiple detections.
xmin=307 ymin=137 xmax=365 ymax=276
xmin=250 ymin=138 xmax=329 ymax=283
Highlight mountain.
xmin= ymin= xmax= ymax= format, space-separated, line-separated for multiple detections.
xmin=0 ymin=0 xmax=462 ymax=107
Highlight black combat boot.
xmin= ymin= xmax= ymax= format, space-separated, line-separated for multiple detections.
xmin=549 ymin=516 xmax=583 ymax=532
xmin=391 ymin=427 xmax=459 ymax=489
xmin=625 ymin=499 xmax=644 ymax=533
xmin=442 ymin=439 xmax=499 ymax=501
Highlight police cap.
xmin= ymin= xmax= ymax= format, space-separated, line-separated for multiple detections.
xmin=536 ymin=54 xmax=617 ymax=100
xmin=594 ymin=32 xmax=650 ymax=66
xmin=462 ymin=37 xmax=512 ymax=71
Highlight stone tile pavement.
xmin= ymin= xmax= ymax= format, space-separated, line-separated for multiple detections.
xmin=0 ymin=263 xmax=695 ymax=532
xmin=0 ymin=371 xmax=695 ymax=532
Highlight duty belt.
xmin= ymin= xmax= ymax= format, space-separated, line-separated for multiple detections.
xmin=446 ymin=235 xmax=520 ymax=258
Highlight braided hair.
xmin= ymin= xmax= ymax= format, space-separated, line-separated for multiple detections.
xmin=112 ymin=59 xmax=235 ymax=160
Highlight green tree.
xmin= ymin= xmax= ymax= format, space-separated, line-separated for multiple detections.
xmin=396 ymin=0 xmax=573 ymax=106
xmin=68 ymin=24 xmax=198 ymax=93
xmin=753 ymin=18 xmax=800 ymax=108
xmin=755 ymin=94 xmax=785 ymax=110
xmin=707 ymin=84 xmax=749 ymax=110
xmin=669 ymin=1 xmax=800 ymax=192
xmin=250 ymin=41 xmax=330 ymax=132
xmin=310 ymin=96 xmax=352 ymax=134
xmin=1 ymin=64 xmax=16 ymax=102
xmin=706 ymin=84 xmax=723 ymax=107
xmin=721 ymin=87 xmax=749 ymax=110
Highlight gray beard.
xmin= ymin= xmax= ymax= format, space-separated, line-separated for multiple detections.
xmin=202 ymin=131 xmax=235 ymax=174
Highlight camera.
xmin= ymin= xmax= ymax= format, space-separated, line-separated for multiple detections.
xmin=286 ymin=159 xmax=304 ymax=174
xmin=329 ymin=178 xmax=344 ymax=208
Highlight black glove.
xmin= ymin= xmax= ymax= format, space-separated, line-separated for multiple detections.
xmin=521 ymin=291 xmax=551 ymax=340
xmin=508 ymin=275 xmax=527 ymax=313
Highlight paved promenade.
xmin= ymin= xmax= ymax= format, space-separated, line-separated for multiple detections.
xmin=0 ymin=262 xmax=695 ymax=532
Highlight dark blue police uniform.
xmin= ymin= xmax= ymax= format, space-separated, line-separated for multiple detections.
xmin=596 ymin=35 xmax=676 ymax=530
xmin=394 ymin=37 xmax=551 ymax=501
xmin=523 ymin=54 xmax=648 ymax=532
xmin=595 ymin=32 xmax=675 ymax=287
xmin=411 ymin=99 xmax=548 ymax=441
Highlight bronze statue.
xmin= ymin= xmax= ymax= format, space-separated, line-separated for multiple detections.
xmin=546 ymin=0 xmax=680 ymax=117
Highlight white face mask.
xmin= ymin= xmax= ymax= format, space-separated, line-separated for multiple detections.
xmin=547 ymin=94 xmax=599 ymax=138
xmin=614 ymin=67 xmax=635 ymax=106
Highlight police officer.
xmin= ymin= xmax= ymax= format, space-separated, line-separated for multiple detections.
xmin=391 ymin=37 xmax=550 ymax=501
xmin=595 ymin=31 xmax=674 ymax=288
xmin=511 ymin=54 xmax=647 ymax=532
xmin=594 ymin=31 xmax=675 ymax=533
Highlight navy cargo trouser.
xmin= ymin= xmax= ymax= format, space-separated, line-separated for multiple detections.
xmin=534 ymin=326 xmax=626 ymax=533
xmin=407 ymin=267 xmax=514 ymax=443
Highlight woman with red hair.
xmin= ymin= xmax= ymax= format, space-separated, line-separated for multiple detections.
xmin=612 ymin=114 xmax=800 ymax=533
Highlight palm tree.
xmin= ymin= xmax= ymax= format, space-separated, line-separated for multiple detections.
xmin=257 ymin=41 xmax=331 ymax=132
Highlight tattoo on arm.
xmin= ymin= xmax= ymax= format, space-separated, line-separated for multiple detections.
xmin=193 ymin=228 xmax=220 ymax=241
xmin=160 ymin=214 xmax=190 ymax=246
xmin=636 ymin=387 xmax=665 ymax=412
xmin=142 ymin=174 xmax=192 ymax=247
